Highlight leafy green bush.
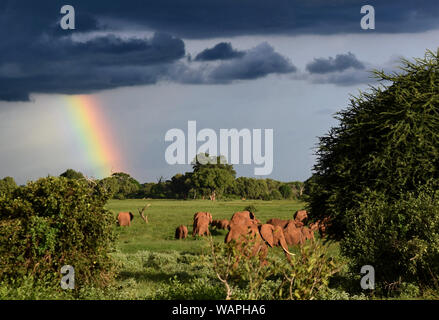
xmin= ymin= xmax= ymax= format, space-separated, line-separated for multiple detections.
xmin=316 ymin=287 xmax=368 ymax=300
xmin=207 ymin=237 xmax=343 ymax=300
xmin=0 ymin=275 xmax=139 ymax=300
xmin=308 ymin=49 xmax=439 ymax=238
xmin=0 ymin=176 xmax=117 ymax=289
xmin=0 ymin=176 xmax=17 ymax=197
xmin=154 ymin=276 xmax=225 ymax=300
xmin=341 ymin=184 xmax=439 ymax=288
xmin=272 ymin=240 xmax=344 ymax=300
xmin=243 ymin=205 xmax=257 ymax=213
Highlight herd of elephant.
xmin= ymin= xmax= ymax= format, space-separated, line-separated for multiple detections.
xmin=176 ymin=209 xmax=330 ymax=263
xmin=116 ymin=206 xmax=330 ymax=264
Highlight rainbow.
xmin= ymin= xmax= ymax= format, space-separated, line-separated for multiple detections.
xmin=65 ymin=95 xmax=123 ymax=179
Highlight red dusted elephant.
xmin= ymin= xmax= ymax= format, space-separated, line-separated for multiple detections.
xmin=175 ymin=225 xmax=188 ymax=239
xmin=117 ymin=212 xmax=134 ymax=226
xmin=283 ymin=220 xmax=305 ymax=245
xmin=225 ymin=220 xmax=294 ymax=265
xmin=266 ymin=218 xmax=289 ymax=229
xmin=229 ymin=210 xmax=260 ymax=226
xmin=193 ymin=212 xmax=213 ymax=236
xmin=211 ymin=219 xmax=229 ymax=230
xmin=294 ymin=210 xmax=308 ymax=223
xmin=301 ymin=222 xmax=319 ymax=241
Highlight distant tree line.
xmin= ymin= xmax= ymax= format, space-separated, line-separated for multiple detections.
xmin=52 ymin=154 xmax=305 ymax=200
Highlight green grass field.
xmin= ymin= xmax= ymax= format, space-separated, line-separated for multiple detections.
xmin=107 ymin=199 xmax=307 ymax=254
xmin=105 ymin=199 xmax=340 ymax=299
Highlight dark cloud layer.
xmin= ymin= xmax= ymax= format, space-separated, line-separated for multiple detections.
xmin=0 ymin=32 xmax=186 ymax=101
xmin=194 ymin=43 xmax=245 ymax=61
xmin=209 ymin=43 xmax=296 ymax=82
xmin=172 ymin=42 xmax=297 ymax=84
xmin=0 ymin=29 xmax=296 ymax=101
xmin=306 ymin=52 xmax=365 ymax=74
xmin=0 ymin=0 xmax=436 ymax=100
xmin=70 ymin=0 xmax=439 ymax=38
xmin=2 ymin=1 xmax=438 ymax=40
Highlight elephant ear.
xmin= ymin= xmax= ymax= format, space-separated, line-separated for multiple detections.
xmin=208 ymin=212 xmax=213 ymax=223
xmin=259 ymin=224 xmax=275 ymax=248
xmin=129 ymin=212 xmax=134 ymax=221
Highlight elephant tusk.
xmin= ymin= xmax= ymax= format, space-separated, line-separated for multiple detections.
xmin=283 ymin=247 xmax=295 ymax=256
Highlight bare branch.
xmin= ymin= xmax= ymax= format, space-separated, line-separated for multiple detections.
xmin=138 ymin=203 xmax=151 ymax=224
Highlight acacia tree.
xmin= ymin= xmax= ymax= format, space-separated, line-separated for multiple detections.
xmin=308 ymin=49 xmax=439 ymax=239
xmin=190 ymin=153 xmax=236 ymax=200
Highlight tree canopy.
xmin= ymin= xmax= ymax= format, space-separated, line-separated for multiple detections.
xmin=308 ymin=49 xmax=439 ymax=238
xmin=59 ymin=169 xmax=85 ymax=180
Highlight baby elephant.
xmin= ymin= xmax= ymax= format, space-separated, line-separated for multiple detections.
xmin=117 ymin=212 xmax=134 ymax=226
xmin=175 ymin=225 xmax=188 ymax=239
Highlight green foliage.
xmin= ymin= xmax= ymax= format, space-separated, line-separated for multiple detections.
xmin=273 ymin=240 xmax=344 ymax=300
xmin=308 ymin=49 xmax=439 ymax=238
xmin=0 ymin=275 xmax=139 ymax=300
xmin=60 ymin=169 xmax=85 ymax=180
xmin=207 ymin=237 xmax=343 ymax=300
xmin=168 ymin=173 xmax=192 ymax=199
xmin=154 ymin=276 xmax=224 ymax=300
xmin=190 ymin=153 xmax=236 ymax=199
xmin=0 ymin=176 xmax=17 ymax=197
xmin=234 ymin=177 xmax=269 ymax=199
xmin=279 ymin=184 xmax=293 ymax=199
xmin=341 ymin=184 xmax=439 ymax=288
xmin=91 ymin=155 xmax=303 ymax=200
xmin=269 ymin=189 xmax=283 ymax=200
xmin=207 ymin=237 xmax=278 ymax=300
xmin=0 ymin=177 xmax=117 ymax=289
xmin=244 ymin=205 xmax=257 ymax=213
xmin=99 ymin=172 xmax=141 ymax=199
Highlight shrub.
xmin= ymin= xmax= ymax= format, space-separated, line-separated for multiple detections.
xmin=0 ymin=176 xmax=117 ymax=290
xmin=0 ymin=176 xmax=17 ymax=197
xmin=154 ymin=276 xmax=225 ymax=300
xmin=308 ymin=49 xmax=439 ymax=239
xmin=272 ymin=240 xmax=344 ymax=300
xmin=341 ymin=184 xmax=439 ymax=289
xmin=244 ymin=205 xmax=257 ymax=214
xmin=207 ymin=237 xmax=343 ymax=300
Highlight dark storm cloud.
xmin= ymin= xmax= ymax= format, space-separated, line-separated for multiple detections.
xmin=306 ymin=52 xmax=365 ymax=74
xmin=68 ymin=0 xmax=439 ymax=38
xmin=0 ymin=0 xmax=437 ymax=100
xmin=171 ymin=43 xmax=296 ymax=84
xmin=209 ymin=43 xmax=296 ymax=82
xmin=0 ymin=31 xmax=296 ymax=101
xmin=194 ymin=43 xmax=245 ymax=61
xmin=0 ymin=0 xmax=298 ymax=102
xmin=0 ymin=32 xmax=186 ymax=101
xmin=2 ymin=1 xmax=439 ymax=39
